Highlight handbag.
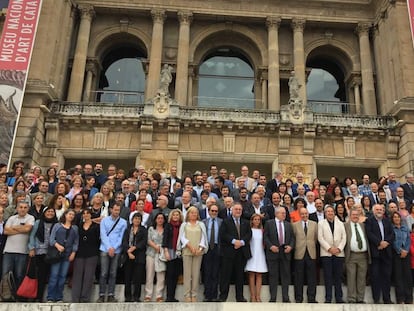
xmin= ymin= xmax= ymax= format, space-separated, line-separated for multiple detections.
xmin=16 ymin=258 xmax=38 ymax=299
xmin=45 ymin=226 xmax=71 ymax=264
xmin=44 ymin=246 xmax=64 ymax=264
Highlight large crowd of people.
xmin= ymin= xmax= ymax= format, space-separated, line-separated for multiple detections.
xmin=0 ymin=160 xmax=413 ymax=304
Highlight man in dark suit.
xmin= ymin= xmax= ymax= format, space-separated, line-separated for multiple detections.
xmin=365 ymin=203 xmax=395 ymax=304
xmin=218 ymin=196 xmax=234 ymax=220
xmin=401 ymin=173 xmax=414 ymax=204
xmin=265 ymin=170 xmax=283 ymax=198
xmin=344 ymin=208 xmax=370 ymax=304
xmin=219 ymin=202 xmax=252 ymax=302
xmin=368 ymin=182 xmax=381 ymax=206
xmin=264 ymin=206 xmax=295 ymax=302
xmin=166 ymin=165 xmax=182 ymax=194
xmin=292 ymin=207 xmax=318 ymax=303
xmin=202 ymin=204 xmax=222 ymax=302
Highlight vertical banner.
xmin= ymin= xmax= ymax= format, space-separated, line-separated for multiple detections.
xmin=409 ymin=0 xmax=414 ymax=49
xmin=0 ymin=0 xmax=42 ymax=166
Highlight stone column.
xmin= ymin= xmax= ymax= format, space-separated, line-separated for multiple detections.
xmin=175 ymin=11 xmax=192 ymax=105
xmin=82 ymin=60 xmax=98 ymax=102
xmin=187 ymin=66 xmax=194 ymax=106
xmin=356 ymin=23 xmax=377 ymax=115
xmin=291 ymin=18 xmax=307 ymax=104
xmin=353 ymin=79 xmax=362 ymax=114
xmin=261 ymin=78 xmax=268 ymax=109
xmin=67 ymin=5 xmax=95 ymax=102
xmin=145 ymin=9 xmax=166 ymax=100
xmin=266 ymin=16 xmax=281 ymax=111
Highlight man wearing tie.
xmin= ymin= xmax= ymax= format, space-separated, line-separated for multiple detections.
xmin=365 ymin=204 xmax=395 ymax=304
xmin=292 ymin=207 xmax=318 ymax=303
xmin=344 ymin=208 xmax=370 ymax=304
xmin=219 ymin=203 xmax=252 ymax=302
xmin=202 ymin=204 xmax=222 ymax=302
xmin=264 ymin=207 xmax=295 ymax=302
xmin=218 ymin=196 xmax=234 ymax=219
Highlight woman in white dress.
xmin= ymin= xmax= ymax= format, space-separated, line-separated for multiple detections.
xmin=245 ymin=213 xmax=268 ymax=302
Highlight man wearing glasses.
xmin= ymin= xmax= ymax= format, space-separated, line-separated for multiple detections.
xmin=202 ymin=204 xmax=222 ymax=302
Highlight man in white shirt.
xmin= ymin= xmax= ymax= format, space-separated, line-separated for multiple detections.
xmin=3 ymin=201 xmax=34 ymax=287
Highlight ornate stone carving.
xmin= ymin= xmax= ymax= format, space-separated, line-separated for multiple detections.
xmin=355 ymin=22 xmax=371 ymax=36
xmin=291 ymin=18 xmax=306 ymax=32
xmin=287 ymin=71 xmax=305 ymax=123
xmin=79 ymin=5 xmax=95 ymax=20
xmin=266 ymin=16 xmax=281 ymax=29
xmin=151 ymin=9 xmax=166 ymax=24
xmin=158 ymin=64 xmax=173 ymax=96
xmin=178 ymin=11 xmax=193 ymax=25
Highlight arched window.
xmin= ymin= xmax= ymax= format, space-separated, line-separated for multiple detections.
xmin=98 ymin=46 xmax=146 ymax=104
xmin=197 ymin=49 xmax=254 ymax=109
xmin=307 ymin=68 xmax=340 ymax=101
xmin=306 ymin=46 xmax=351 ymax=113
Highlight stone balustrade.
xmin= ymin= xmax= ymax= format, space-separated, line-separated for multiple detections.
xmin=48 ymin=101 xmax=396 ymax=130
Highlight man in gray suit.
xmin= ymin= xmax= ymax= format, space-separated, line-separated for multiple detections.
xmin=202 ymin=204 xmax=222 ymax=301
xmin=292 ymin=207 xmax=318 ymax=303
xmin=344 ymin=208 xmax=370 ymax=303
xmin=264 ymin=207 xmax=295 ymax=302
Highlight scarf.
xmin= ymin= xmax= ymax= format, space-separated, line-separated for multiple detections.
xmin=170 ymin=220 xmax=181 ymax=251
xmin=36 ymin=206 xmax=58 ymax=243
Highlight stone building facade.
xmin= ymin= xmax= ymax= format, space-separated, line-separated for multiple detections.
xmin=5 ymin=0 xmax=414 ymax=181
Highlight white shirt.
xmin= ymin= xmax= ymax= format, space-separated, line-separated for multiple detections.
xmin=350 ymin=221 xmax=368 ymax=252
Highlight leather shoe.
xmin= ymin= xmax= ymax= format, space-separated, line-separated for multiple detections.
xmin=282 ymin=299 xmax=290 ymax=303
xmin=336 ymin=299 xmax=344 ymax=303
xmin=308 ymin=300 xmax=318 ymax=303
xmin=236 ymin=297 xmax=247 ymax=302
xmin=269 ymin=299 xmax=276 ymax=302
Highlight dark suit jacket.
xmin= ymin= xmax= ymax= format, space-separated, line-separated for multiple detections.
xmin=218 ymin=208 xmax=233 ymax=220
xmin=264 ymin=218 xmax=295 ymax=261
xmin=265 ymin=204 xmax=291 ymax=223
xmin=122 ymin=225 xmax=148 ymax=264
xmin=365 ymin=215 xmax=395 ymax=259
xmin=401 ymin=182 xmax=414 ymax=204
xmin=242 ymin=204 xmax=269 ymax=223
xmin=219 ymin=217 xmax=252 ymax=260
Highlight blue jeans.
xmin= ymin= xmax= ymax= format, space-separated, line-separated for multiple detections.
xmin=99 ymin=252 xmax=120 ymax=296
xmin=2 ymin=253 xmax=27 ymax=287
xmin=47 ymin=259 xmax=70 ymax=301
